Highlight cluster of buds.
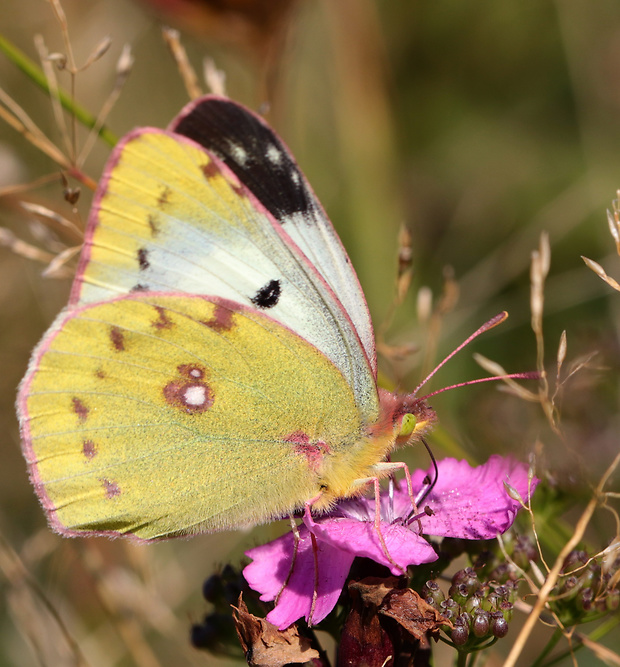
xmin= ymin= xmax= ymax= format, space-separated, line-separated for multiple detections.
xmin=549 ymin=549 xmax=620 ymax=625
xmin=422 ymin=536 xmax=620 ymax=652
xmin=423 ymin=568 xmax=519 ymax=648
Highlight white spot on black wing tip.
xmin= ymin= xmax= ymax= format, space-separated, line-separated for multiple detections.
xmin=250 ymin=279 xmax=281 ymax=309
xmin=228 ymin=142 xmax=249 ymax=166
xmin=266 ymin=144 xmax=283 ymax=165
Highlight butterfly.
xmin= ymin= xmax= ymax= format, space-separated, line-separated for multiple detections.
xmin=17 ymin=96 xmax=437 ymax=541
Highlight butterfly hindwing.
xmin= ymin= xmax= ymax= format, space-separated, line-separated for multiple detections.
xmin=18 ymin=294 xmax=367 ymax=539
xmin=72 ymin=129 xmax=378 ymax=420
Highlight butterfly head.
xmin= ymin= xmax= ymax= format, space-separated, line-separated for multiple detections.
xmin=376 ymin=388 xmax=437 ymax=451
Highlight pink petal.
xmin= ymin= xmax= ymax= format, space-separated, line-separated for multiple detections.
xmin=306 ymin=516 xmax=437 ymax=575
xmin=244 ymin=528 xmax=354 ymax=629
xmin=408 ymin=455 xmax=537 ymax=539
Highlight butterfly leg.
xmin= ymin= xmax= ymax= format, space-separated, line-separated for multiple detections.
xmin=275 ymin=515 xmax=302 ymax=606
xmin=374 ymin=460 xmax=417 ymax=511
xmin=381 ymin=460 xmax=431 ymax=534
xmin=307 ymin=531 xmax=320 ymax=627
xmin=350 ymin=472 xmax=408 ymax=574
xmin=370 ymin=476 xmax=407 ymax=575
xmin=299 ymin=497 xmax=330 ymax=626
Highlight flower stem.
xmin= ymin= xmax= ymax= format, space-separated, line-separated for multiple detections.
xmin=456 ymin=650 xmax=468 ymax=667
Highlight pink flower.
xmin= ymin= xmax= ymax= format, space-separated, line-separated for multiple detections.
xmin=243 ymin=456 xmax=537 ymax=629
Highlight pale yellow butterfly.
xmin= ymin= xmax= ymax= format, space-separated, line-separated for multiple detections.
xmin=17 ymin=97 xmax=436 ymax=540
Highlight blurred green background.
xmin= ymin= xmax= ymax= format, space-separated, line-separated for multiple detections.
xmin=1 ymin=0 xmax=619 ymax=665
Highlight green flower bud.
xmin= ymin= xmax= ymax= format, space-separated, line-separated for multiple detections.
xmin=464 ymin=590 xmax=483 ymax=614
xmin=450 ymin=583 xmax=470 ymax=607
xmin=499 ymin=600 xmax=514 ymax=622
xmin=482 ymin=592 xmax=500 ymax=612
xmin=422 ymin=580 xmax=445 ymax=607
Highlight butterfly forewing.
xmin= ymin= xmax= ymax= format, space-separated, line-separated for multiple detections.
xmin=171 ymin=96 xmax=376 ymax=373
xmin=72 ymin=130 xmax=378 ymax=421
xmin=18 ymin=294 xmax=367 ymax=539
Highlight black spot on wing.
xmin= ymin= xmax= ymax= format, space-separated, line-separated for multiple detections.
xmin=172 ymin=98 xmax=314 ymax=224
xmin=250 ymin=279 xmax=281 ymax=309
xmin=137 ymin=247 xmax=150 ymax=270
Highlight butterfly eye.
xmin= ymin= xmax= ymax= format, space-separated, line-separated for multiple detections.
xmin=398 ymin=413 xmax=417 ymax=438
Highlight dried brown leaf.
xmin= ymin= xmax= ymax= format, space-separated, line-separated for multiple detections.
xmin=349 ymin=576 xmax=400 ymax=607
xmin=232 ymin=597 xmax=318 ymax=667
xmin=379 ymin=588 xmax=452 ymax=642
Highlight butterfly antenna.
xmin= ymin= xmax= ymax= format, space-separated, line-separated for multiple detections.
xmin=412 ymin=311 xmax=509 ymax=396
xmin=419 ymin=371 xmax=539 ymax=400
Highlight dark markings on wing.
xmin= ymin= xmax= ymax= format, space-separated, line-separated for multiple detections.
xmin=109 ymin=326 xmax=125 ymax=351
xmin=172 ymin=98 xmax=315 ymax=223
xmin=250 ymin=279 xmax=281 ymax=309
xmin=137 ymin=247 xmax=150 ymax=270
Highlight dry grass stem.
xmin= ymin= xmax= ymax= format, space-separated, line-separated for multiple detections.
xmin=549 ymin=330 xmax=568 ymax=407
xmin=0 ymin=228 xmax=56 ymax=264
xmin=582 ymin=256 xmax=620 ymax=292
xmin=530 ymin=232 xmax=561 ymax=431
xmin=163 ymin=28 xmax=202 ymax=101
xmin=47 ymin=0 xmax=76 ymax=70
xmin=472 ymin=353 xmax=539 ymax=401
xmin=577 ymin=633 xmax=620 ymax=666
xmin=47 ymin=0 xmax=80 ymax=159
xmin=377 ymin=225 xmax=415 ymax=351
xmin=81 ymin=35 xmax=112 ymax=71
xmin=0 ymin=173 xmax=62 ymax=198
xmin=20 ymin=201 xmax=83 ymax=239
xmin=0 ymin=87 xmax=71 ymax=169
xmin=204 ymin=57 xmax=227 ymax=97
xmin=43 ymin=244 xmax=81 ymax=277
xmin=35 ymin=34 xmax=73 ymax=161
xmin=583 ymin=191 xmax=620 ymax=290
xmin=78 ymin=44 xmax=134 ymax=166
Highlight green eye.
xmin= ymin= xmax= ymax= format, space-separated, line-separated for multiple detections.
xmin=399 ymin=413 xmax=417 ymax=437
